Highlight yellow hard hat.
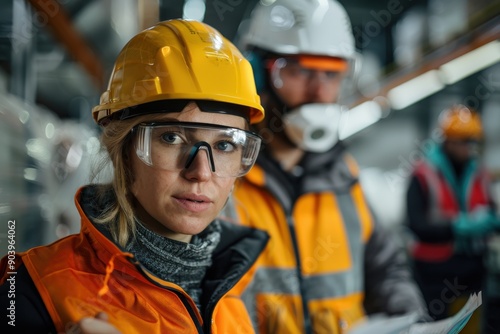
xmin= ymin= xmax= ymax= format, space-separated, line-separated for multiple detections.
xmin=438 ymin=105 xmax=483 ymax=140
xmin=92 ymin=19 xmax=264 ymax=124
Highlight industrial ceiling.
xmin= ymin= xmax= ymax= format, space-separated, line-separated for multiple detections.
xmin=2 ymin=0 xmax=497 ymax=123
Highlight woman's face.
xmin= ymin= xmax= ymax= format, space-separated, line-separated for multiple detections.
xmin=130 ymin=103 xmax=246 ymax=242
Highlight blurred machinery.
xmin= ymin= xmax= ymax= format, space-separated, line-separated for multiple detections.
xmin=0 ymin=75 xmax=99 ymax=256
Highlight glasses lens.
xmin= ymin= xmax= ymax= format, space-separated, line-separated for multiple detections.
xmin=134 ymin=122 xmax=261 ymax=177
xmin=270 ymin=58 xmax=341 ymax=89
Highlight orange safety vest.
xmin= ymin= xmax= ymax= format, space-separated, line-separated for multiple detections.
xmin=1 ymin=187 xmax=265 ymax=334
xmin=232 ymin=152 xmax=375 ymax=334
xmin=410 ymin=160 xmax=492 ymax=262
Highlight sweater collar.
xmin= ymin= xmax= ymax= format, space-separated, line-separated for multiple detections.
xmin=126 ymin=219 xmax=221 ymax=309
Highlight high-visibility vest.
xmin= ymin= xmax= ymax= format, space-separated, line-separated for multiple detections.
xmin=0 ymin=187 xmax=267 ymax=334
xmin=233 ymin=152 xmax=374 ymax=334
xmin=410 ymin=160 xmax=492 ymax=262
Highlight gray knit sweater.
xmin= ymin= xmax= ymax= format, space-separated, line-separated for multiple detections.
xmin=126 ymin=219 xmax=221 ymax=310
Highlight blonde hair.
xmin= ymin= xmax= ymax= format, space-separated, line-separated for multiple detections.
xmin=92 ymin=113 xmax=167 ymax=247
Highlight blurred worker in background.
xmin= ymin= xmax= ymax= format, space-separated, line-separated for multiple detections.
xmin=0 ymin=19 xmax=269 ymax=333
xmin=406 ymin=104 xmax=500 ymax=333
xmin=227 ymin=0 xmax=427 ymax=332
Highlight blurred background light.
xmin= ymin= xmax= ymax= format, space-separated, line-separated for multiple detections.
xmin=387 ymin=70 xmax=445 ymax=110
xmin=440 ymin=40 xmax=500 ymax=84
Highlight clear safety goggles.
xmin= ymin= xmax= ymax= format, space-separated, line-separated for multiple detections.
xmin=132 ymin=122 xmax=262 ymax=177
xmin=267 ymin=57 xmax=347 ymax=89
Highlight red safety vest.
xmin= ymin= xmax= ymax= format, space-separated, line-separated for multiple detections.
xmin=410 ymin=161 xmax=491 ymax=262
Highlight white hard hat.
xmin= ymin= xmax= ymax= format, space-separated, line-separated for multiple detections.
xmin=242 ymin=0 xmax=355 ymax=60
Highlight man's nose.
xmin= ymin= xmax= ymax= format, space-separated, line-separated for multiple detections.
xmin=307 ymin=72 xmax=336 ymax=102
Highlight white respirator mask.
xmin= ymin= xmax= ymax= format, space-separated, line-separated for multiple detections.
xmin=282 ymin=103 xmax=344 ymax=153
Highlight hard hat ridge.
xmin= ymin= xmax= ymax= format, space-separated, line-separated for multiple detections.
xmin=92 ymin=19 xmax=265 ymax=125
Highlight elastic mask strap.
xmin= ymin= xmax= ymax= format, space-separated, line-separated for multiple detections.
xmin=184 ymin=141 xmax=216 ymax=172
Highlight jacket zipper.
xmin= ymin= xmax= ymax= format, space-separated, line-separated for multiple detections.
xmin=262 ymin=164 xmax=314 ymax=334
xmin=287 ymin=213 xmax=313 ymax=334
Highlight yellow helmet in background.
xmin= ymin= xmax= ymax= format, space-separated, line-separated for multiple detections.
xmin=438 ymin=104 xmax=483 ymax=140
xmin=92 ymin=19 xmax=264 ymax=124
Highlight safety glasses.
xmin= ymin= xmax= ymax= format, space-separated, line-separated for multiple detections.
xmin=267 ymin=58 xmax=344 ymax=89
xmin=132 ymin=122 xmax=262 ymax=177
